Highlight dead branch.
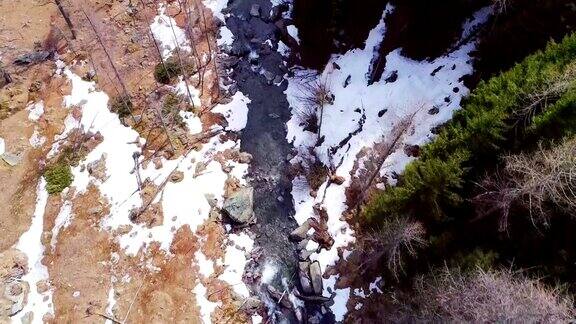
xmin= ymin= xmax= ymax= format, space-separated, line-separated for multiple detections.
xmin=350 ymin=111 xmax=417 ymax=213
xmin=54 ymin=0 xmax=77 ymax=39
xmin=167 ymin=17 xmax=196 ymax=110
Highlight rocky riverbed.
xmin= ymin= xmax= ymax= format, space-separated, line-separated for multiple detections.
xmin=218 ymin=0 xmax=338 ymax=321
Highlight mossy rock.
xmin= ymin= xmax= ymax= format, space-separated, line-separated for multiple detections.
xmin=44 ymin=163 xmax=73 ymax=194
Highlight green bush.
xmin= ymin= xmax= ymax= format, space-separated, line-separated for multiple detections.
xmin=364 ymin=33 xmax=576 ymax=222
xmin=154 ymin=60 xmax=182 ymax=84
xmin=449 ymin=248 xmax=499 ymax=272
xmin=44 ymin=163 xmax=73 ymax=194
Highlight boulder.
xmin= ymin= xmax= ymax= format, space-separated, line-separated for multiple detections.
xmin=86 ymin=153 xmax=107 ymax=180
xmin=312 ymin=231 xmax=334 ymax=250
xmin=298 ymin=249 xmax=313 ymax=261
xmin=428 ymin=106 xmax=440 ymax=115
xmin=404 ymin=144 xmax=421 ymax=157
xmin=170 ymin=171 xmax=184 ymax=183
xmin=384 ymin=70 xmax=398 ymax=83
xmin=14 ymin=51 xmax=51 ymax=66
xmin=238 ymin=152 xmax=253 ymax=164
xmin=220 ymin=55 xmax=240 ymax=69
xmin=222 ymin=187 xmax=255 ymax=225
xmin=266 ymin=284 xmax=292 ymax=309
xmin=298 ymin=261 xmax=313 ymax=295
xmin=1 ymin=152 xmax=21 ymax=167
xmin=343 ymin=75 xmax=351 ymax=88
xmin=330 ymin=174 xmax=345 ymax=185
xmin=250 ymin=4 xmax=260 ymax=17
xmin=243 ymin=297 xmax=263 ymax=313
xmin=289 ymin=220 xmax=311 ymax=242
xmin=263 ymin=70 xmax=275 ymax=83
xmin=269 ymin=5 xmax=286 ymax=22
xmin=273 ymin=75 xmax=283 ymax=84
xmin=296 ymin=239 xmax=309 ymax=251
xmin=293 ymin=289 xmax=331 ymax=303
xmin=4 ymin=281 xmax=26 ymax=316
xmin=309 ymin=261 xmax=323 ymax=295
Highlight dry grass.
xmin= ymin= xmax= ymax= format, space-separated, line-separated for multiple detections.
xmin=412 ymin=267 xmax=575 ymax=322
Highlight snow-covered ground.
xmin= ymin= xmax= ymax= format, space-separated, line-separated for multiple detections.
xmin=284 ymin=5 xmax=492 ymax=321
xmin=13 ymin=2 xmax=256 ymax=323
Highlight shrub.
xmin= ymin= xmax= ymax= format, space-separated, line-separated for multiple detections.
xmin=154 ymin=60 xmax=182 ymax=84
xmin=110 ymin=95 xmax=133 ymax=118
xmin=307 ymin=159 xmax=329 ymax=191
xmin=44 ymin=163 xmax=73 ymax=194
xmin=162 ymin=93 xmax=185 ymax=127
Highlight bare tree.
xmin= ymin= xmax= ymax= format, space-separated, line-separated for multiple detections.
xmin=492 ymin=0 xmax=514 ymax=14
xmin=358 ymin=216 xmax=426 ymax=278
xmin=473 ymin=136 xmax=576 ymax=230
xmin=138 ymin=0 xmax=170 ymax=88
xmin=296 ymin=77 xmax=332 ymax=140
xmin=167 ymin=16 xmax=196 ymax=110
xmin=177 ymin=0 xmax=202 ymax=74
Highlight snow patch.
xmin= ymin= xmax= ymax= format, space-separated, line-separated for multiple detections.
xmin=150 ymin=3 xmax=191 ymax=59
xmin=202 ymin=0 xmax=228 ymax=22
xmin=212 ymin=92 xmax=251 ymax=131
xmin=217 ymin=26 xmax=234 ymax=47
xmin=261 ymin=261 xmax=278 ymax=284
xmin=195 ymin=250 xmax=215 ymax=278
xmin=0 ymin=137 xmax=5 ymax=155
xmin=287 ymin=25 xmax=299 ymax=44
xmin=29 ymin=129 xmax=46 ymax=148
xmin=13 ymin=178 xmax=54 ymax=323
xmin=219 ymin=232 xmax=254 ymax=297
xmin=194 ymin=283 xmax=220 ymax=324
xmin=175 ymin=78 xmax=202 ymax=108
xmin=27 ymin=101 xmax=44 ymax=121
xmin=50 ymin=201 xmax=73 ymax=251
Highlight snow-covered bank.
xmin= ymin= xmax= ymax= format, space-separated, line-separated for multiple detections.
xmin=285 ymin=5 xmax=492 ymax=321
